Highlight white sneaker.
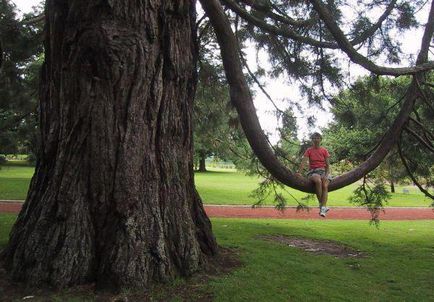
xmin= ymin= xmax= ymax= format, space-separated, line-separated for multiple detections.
xmin=319 ymin=207 xmax=329 ymax=217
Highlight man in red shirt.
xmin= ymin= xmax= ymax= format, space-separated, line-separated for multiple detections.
xmin=296 ymin=132 xmax=331 ymax=217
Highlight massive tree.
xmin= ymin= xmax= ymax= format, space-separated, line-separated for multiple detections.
xmin=2 ymin=0 xmax=217 ymax=289
xmin=1 ymin=0 xmax=433 ymax=291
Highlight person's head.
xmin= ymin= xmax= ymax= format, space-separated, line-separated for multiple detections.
xmin=310 ymin=132 xmax=322 ymax=147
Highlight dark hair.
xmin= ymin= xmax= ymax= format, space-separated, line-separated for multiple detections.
xmin=310 ymin=132 xmax=322 ymax=139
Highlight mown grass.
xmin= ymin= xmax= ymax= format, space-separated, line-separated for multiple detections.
xmin=0 ymin=215 xmax=433 ymax=301
xmin=209 ymin=218 xmax=434 ymax=302
xmin=0 ymin=164 xmax=432 ymax=207
xmin=0 ymin=165 xmax=33 ymax=200
xmin=195 ymin=170 xmax=432 ymax=207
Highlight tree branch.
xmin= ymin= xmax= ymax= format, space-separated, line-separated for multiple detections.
xmin=238 ymin=0 xmax=317 ymax=27
xmin=350 ymin=0 xmax=398 ymax=45
xmin=398 ymin=139 xmax=434 ymax=200
xmin=200 ymin=0 xmax=424 ymax=193
xmin=404 ymin=126 xmax=434 ymax=152
xmin=409 ymin=116 xmax=434 ymax=141
xmin=310 ymin=0 xmax=434 ymax=75
xmin=415 ymin=77 xmax=434 ymax=112
xmin=225 ymin=0 xmax=405 ymax=55
xmin=21 ymin=14 xmax=45 ymax=25
xmin=415 ymin=0 xmax=434 ymax=65
xmin=0 ymin=111 xmax=34 ymax=132
xmin=222 ymin=0 xmax=339 ymax=48
xmin=236 ymin=38 xmax=287 ymax=116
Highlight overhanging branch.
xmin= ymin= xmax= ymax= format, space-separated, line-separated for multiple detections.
xmin=222 ymin=0 xmax=338 ymax=48
xmin=238 ymin=0 xmax=317 ymax=27
xmin=225 ymin=0 xmax=409 ymax=58
xmin=21 ymin=14 xmax=45 ymax=25
xmin=200 ymin=0 xmax=424 ymax=192
xmin=310 ymin=0 xmax=434 ymax=75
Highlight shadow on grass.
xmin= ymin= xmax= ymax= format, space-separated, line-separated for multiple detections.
xmin=1 ymin=161 xmax=35 ymax=167
xmin=194 ymin=170 xmax=237 ymax=175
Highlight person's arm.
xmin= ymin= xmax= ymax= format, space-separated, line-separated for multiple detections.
xmin=296 ymin=156 xmax=309 ymax=175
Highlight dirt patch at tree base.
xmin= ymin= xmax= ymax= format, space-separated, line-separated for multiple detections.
xmin=258 ymin=234 xmax=365 ymax=258
xmin=0 ymin=247 xmax=241 ymax=302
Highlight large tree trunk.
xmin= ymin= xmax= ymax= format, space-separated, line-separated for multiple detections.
xmin=1 ymin=0 xmax=217 ymax=289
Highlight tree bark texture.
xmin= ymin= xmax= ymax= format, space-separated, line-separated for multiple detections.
xmin=1 ymin=0 xmax=217 ymax=289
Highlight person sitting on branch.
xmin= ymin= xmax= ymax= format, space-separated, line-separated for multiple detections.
xmin=296 ymin=132 xmax=332 ymax=217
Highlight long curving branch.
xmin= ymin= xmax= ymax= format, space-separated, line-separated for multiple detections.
xmin=225 ymin=0 xmax=434 ymax=75
xmin=199 ymin=0 xmax=433 ymax=193
xmin=350 ymin=0 xmax=398 ymax=45
xmin=238 ymin=0 xmax=317 ymax=27
xmin=310 ymin=0 xmax=434 ymax=75
xmin=224 ymin=0 xmax=404 ymax=54
xmin=222 ymin=0 xmax=339 ymax=48
xmin=240 ymin=0 xmax=398 ymax=47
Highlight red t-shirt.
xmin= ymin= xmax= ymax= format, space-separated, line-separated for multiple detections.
xmin=304 ymin=147 xmax=330 ymax=170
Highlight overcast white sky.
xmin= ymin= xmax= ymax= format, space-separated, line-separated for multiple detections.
xmin=11 ymin=0 xmax=431 ymax=141
xmin=12 ymin=0 xmax=41 ymax=14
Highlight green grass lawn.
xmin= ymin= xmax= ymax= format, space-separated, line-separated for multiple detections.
xmin=0 ymin=164 xmax=432 ymax=207
xmin=195 ymin=170 xmax=432 ymax=207
xmin=0 ymin=165 xmax=34 ymax=200
xmin=1 ymin=214 xmax=433 ymax=301
xmin=209 ymin=218 xmax=434 ymax=302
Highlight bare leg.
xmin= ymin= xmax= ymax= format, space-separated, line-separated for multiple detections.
xmin=309 ymin=175 xmax=322 ymax=205
xmin=320 ymin=178 xmax=330 ymax=207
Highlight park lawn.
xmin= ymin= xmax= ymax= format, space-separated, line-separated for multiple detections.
xmin=209 ymin=218 xmax=434 ymax=302
xmin=0 ymin=165 xmax=34 ymax=200
xmin=195 ymin=170 xmax=432 ymax=207
xmin=0 ymin=214 xmax=433 ymax=301
xmin=0 ymin=165 xmax=432 ymax=207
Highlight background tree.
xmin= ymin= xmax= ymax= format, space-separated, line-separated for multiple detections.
xmin=0 ymin=0 xmax=43 ymax=158
xmin=194 ymin=57 xmax=234 ymax=171
xmin=326 ymin=75 xmax=433 ymax=195
xmin=193 ymin=17 xmax=258 ymax=172
xmin=324 ymin=76 xmax=413 ymax=192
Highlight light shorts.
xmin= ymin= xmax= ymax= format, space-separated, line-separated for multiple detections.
xmin=306 ymin=168 xmax=332 ymax=181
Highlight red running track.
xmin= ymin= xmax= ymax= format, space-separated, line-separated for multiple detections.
xmin=1 ymin=202 xmax=433 ymax=220
xmin=205 ymin=205 xmax=434 ymax=220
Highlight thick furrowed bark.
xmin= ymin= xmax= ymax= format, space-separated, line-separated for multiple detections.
xmin=2 ymin=0 xmax=217 ymax=289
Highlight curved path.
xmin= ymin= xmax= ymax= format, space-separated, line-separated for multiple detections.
xmin=1 ymin=201 xmax=433 ymax=220
xmin=205 ymin=205 xmax=434 ymax=220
